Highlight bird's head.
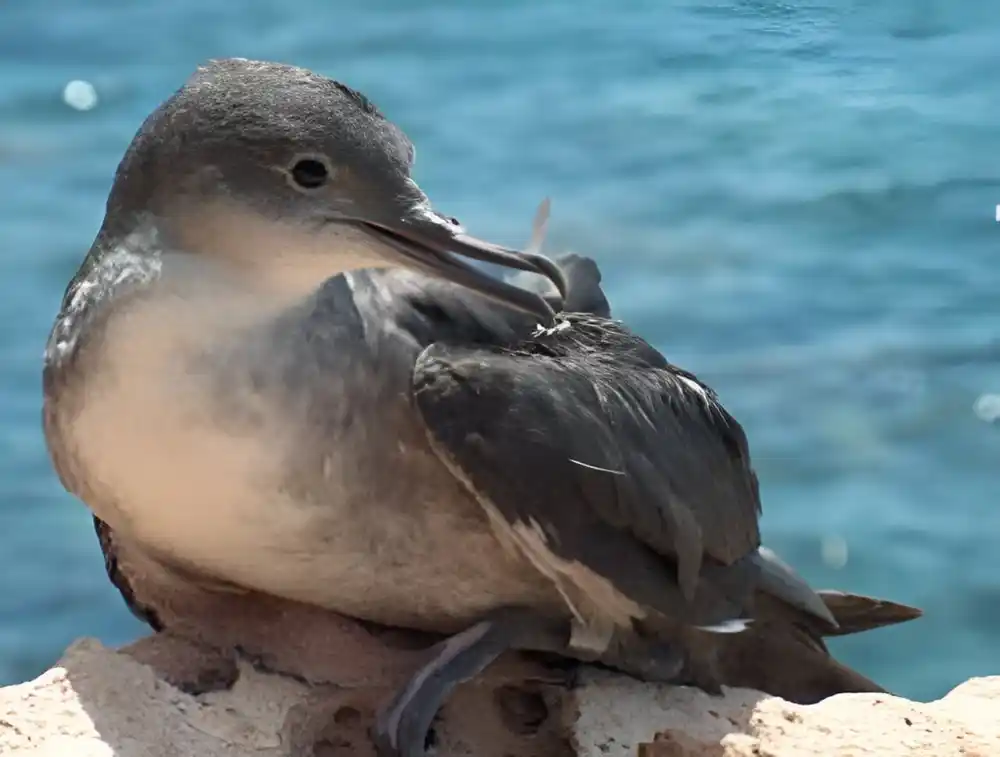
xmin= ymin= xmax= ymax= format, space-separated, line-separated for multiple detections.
xmin=101 ymin=58 xmax=564 ymax=320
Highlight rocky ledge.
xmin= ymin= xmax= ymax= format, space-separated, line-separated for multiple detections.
xmin=1 ymin=635 xmax=996 ymax=756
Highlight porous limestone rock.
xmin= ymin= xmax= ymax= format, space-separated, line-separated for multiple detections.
xmin=572 ymin=670 xmax=1000 ymax=757
xmin=0 ymin=635 xmax=997 ymax=756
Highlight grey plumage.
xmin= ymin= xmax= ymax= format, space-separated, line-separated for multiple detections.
xmin=42 ymin=59 xmax=921 ymax=757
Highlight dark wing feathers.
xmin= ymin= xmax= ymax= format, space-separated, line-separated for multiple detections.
xmin=412 ymin=313 xmax=762 ymax=624
xmin=506 ymin=252 xmax=612 ymax=318
xmin=816 ymin=590 xmax=923 ymax=636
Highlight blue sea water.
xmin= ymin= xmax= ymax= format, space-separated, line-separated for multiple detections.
xmin=0 ymin=0 xmax=997 ymax=702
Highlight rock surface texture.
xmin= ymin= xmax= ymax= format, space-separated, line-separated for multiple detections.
xmin=1 ymin=636 xmax=997 ymax=757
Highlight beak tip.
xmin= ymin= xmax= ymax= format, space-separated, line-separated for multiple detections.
xmin=360 ymin=213 xmax=567 ymax=323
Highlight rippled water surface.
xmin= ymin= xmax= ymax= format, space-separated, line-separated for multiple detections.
xmin=1 ymin=0 xmax=998 ymax=700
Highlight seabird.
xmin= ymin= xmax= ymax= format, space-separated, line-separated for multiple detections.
xmin=42 ymin=59 xmax=922 ymax=757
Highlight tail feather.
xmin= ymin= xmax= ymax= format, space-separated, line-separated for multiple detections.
xmin=712 ymin=625 xmax=890 ymax=703
xmin=706 ymin=589 xmax=922 ymax=704
xmin=750 ymin=546 xmax=923 ymax=637
xmin=709 ymin=609 xmax=890 ymax=703
xmin=817 ymin=590 xmax=923 ymax=636
xmin=752 ymin=547 xmax=837 ymax=629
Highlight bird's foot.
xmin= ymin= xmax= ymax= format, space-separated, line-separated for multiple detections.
xmin=371 ymin=607 xmax=568 ymax=757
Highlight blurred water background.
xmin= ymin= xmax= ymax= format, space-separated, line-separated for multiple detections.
xmin=1 ymin=0 xmax=998 ymax=701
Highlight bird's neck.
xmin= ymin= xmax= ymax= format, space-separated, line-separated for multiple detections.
xmin=157 ymin=202 xmax=390 ymax=301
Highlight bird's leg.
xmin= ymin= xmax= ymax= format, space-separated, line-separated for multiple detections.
xmin=594 ymin=628 xmax=688 ymax=684
xmin=601 ymin=640 xmax=687 ymax=683
xmin=372 ymin=606 xmax=569 ymax=757
xmin=597 ymin=625 xmax=727 ymax=695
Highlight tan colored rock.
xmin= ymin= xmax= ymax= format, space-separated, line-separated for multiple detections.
xmin=1 ymin=636 xmax=997 ymax=756
xmin=573 ymin=670 xmax=1000 ymax=757
xmin=0 ymin=636 xmax=570 ymax=757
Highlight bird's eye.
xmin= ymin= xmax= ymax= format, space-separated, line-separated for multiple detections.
xmin=289 ymin=157 xmax=331 ymax=190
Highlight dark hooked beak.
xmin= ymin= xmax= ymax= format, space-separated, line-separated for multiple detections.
xmin=349 ymin=211 xmax=567 ymax=324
